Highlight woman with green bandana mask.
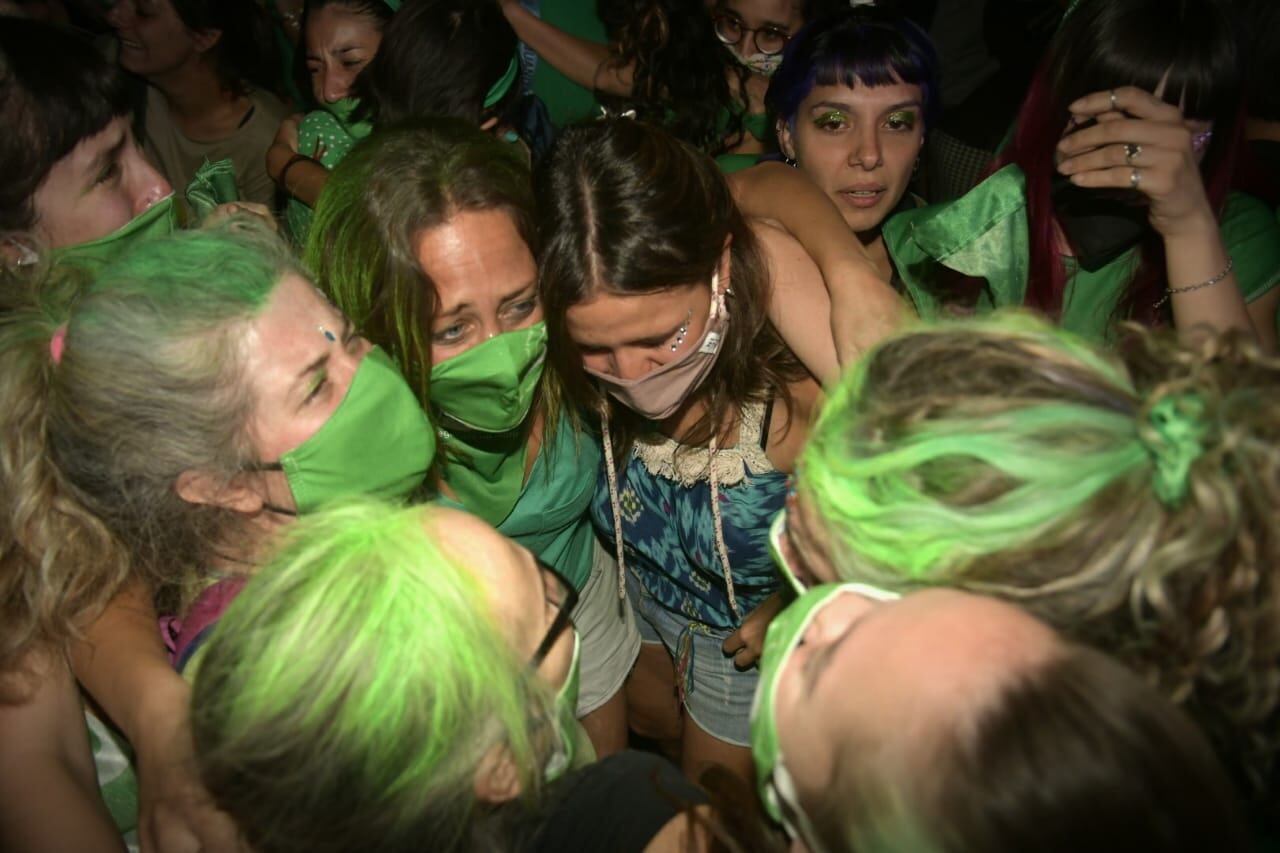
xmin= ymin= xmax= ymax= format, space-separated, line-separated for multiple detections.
xmin=749 ymin=583 xmax=1247 ymax=852
xmin=0 ymin=20 xmax=172 ymax=271
xmin=307 ymin=118 xmax=641 ymax=761
xmin=781 ymin=312 xmax=1280 ymax=823
xmin=0 ymin=221 xmax=435 ymax=852
xmin=266 ymin=0 xmax=397 ymax=244
xmin=191 ymin=500 xmax=715 ymax=853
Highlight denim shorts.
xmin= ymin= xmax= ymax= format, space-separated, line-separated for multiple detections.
xmin=627 ymin=571 xmax=757 ymax=748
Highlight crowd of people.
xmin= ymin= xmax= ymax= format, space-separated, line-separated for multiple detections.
xmin=0 ymin=0 xmax=1277 ymax=851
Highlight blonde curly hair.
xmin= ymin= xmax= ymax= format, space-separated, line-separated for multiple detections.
xmin=800 ymin=311 xmax=1280 ymax=791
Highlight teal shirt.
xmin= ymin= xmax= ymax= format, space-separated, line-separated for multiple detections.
xmin=884 ymin=164 xmax=1280 ymax=341
xmin=442 ymin=413 xmax=601 ymax=591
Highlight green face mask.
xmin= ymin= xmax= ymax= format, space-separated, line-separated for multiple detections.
xmin=322 ymin=98 xmax=373 ymax=141
xmin=751 ymin=582 xmax=900 ymax=850
xmin=544 ymin=629 xmax=582 ymax=781
xmin=254 ymin=347 xmax=436 ymax=514
xmin=432 ymin=323 xmax=546 ymax=525
xmin=431 ymin=322 xmax=547 ymax=433
xmin=51 ymin=194 xmax=179 ymax=270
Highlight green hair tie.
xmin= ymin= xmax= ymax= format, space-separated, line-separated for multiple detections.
xmin=483 ymin=55 xmax=520 ymax=110
xmin=1140 ymin=393 xmax=1208 ymax=507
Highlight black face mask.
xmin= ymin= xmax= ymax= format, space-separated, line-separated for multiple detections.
xmin=1050 ymin=173 xmax=1150 ymax=272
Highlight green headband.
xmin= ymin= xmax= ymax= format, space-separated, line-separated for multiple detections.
xmin=483 ymin=55 xmax=520 ymax=110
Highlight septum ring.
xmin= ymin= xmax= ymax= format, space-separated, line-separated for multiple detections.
xmin=1129 ymin=168 xmax=1142 ymax=189
xmin=1124 ymin=142 xmax=1142 ymax=164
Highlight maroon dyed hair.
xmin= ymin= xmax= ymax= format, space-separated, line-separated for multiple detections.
xmin=988 ymin=0 xmax=1242 ymax=327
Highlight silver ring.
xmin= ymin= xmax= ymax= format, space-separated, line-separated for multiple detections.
xmin=1109 ymin=90 xmax=1118 ymax=111
xmin=1124 ymin=142 xmax=1142 ymax=164
xmin=1130 ymin=168 xmax=1141 ymax=189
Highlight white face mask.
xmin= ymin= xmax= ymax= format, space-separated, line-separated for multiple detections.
xmin=727 ymin=45 xmax=784 ymax=77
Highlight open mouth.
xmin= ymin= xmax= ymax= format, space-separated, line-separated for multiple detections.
xmin=838 ymin=188 xmax=886 ymax=209
xmin=119 ymin=37 xmax=145 ymax=50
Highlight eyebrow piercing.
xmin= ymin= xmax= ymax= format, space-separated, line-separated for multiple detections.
xmin=318 ymin=325 xmax=337 ymax=342
xmin=671 ymin=310 xmax=692 ymax=351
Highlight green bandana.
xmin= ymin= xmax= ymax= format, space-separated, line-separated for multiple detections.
xmin=51 ymin=194 xmax=179 ymax=270
xmin=257 ymin=347 xmax=435 ymax=514
xmin=184 ymin=158 xmax=240 ymax=223
xmin=433 ymin=323 xmax=547 ymax=525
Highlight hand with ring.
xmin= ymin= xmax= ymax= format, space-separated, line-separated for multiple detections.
xmin=1056 ymin=86 xmax=1216 ymax=240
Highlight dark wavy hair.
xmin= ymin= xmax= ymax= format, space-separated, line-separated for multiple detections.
xmin=765 ymin=5 xmax=941 ymax=132
xmin=0 ymin=19 xmax=137 ymax=233
xmin=988 ymin=0 xmax=1243 ymax=327
xmin=169 ymin=0 xmax=281 ymax=96
xmin=536 ymin=119 xmax=807 ymax=455
xmin=359 ymin=0 xmax=520 ymax=127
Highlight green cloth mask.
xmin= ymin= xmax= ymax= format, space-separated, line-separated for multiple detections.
xmin=433 ymin=323 xmax=547 ymax=526
xmin=256 ymin=347 xmax=435 ymax=514
xmin=51 ymin=194 xmax=178 ymax=270
xmin=322 ymin=98 xmax=373 ymax=140
xmin=751 ymin=582 xmax=900 ymax=849
xmin=544 ymin=629 xmax=582 ymax=781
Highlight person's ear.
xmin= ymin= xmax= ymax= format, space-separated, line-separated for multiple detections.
xmin=190 ymin=27 xmax=222 ymax=55
xmin=473 ymin=743 xmax=523 ymax=804
xmin=175 ymin=469 xmax=265 ymax=514
xmin=479 ymin=116 xmax=500 ymax=133
xmin=777 ymin=119 xmax=798 ymax=165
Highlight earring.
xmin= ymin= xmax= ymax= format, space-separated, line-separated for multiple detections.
xmin=671 ymin=310 xmax=691 ymax=351
xmin=784 ymin=155 xmax=797 ymax=167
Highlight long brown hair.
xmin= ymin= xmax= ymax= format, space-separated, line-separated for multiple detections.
xmin=536 ymin=119 xmax=806 ymax=456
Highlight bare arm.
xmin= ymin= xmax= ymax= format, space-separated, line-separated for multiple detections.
xmin=266 ymin=115 xmax=330 ymax=208
xmin=70 ymin=582 xmax=244 ymax=853
xmin=0 ymin=654 xmax=125 ymax=853
xmin=734 ymin=163 xmax=909 ymax=373
xmin=498 ymin=0 xmax=633 ymax=97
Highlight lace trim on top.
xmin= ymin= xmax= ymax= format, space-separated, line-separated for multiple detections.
xmin=630 ymin=401 xmax=775 ymax=487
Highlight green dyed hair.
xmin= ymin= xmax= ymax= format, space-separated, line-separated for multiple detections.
xmin=303 ymin=118 xmax=537 ymax=411
xmin=191 ymin=500 xmax=555 ymax=853
xmin=799 ymin=310 xmax=1280 ymax=791
xmin=0 ymin=220 xmax=292 ymax=687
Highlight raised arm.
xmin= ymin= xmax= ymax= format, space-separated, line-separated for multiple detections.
xmin=70 ymin=582 xmax=244 ymax=853
xmin=498 ymin=0 xmax=633 ymax=97
xmin=1057 ymin=86 xmax=1273 ymax=351
xmin=732 ymin=162 xmax=909 ymax=370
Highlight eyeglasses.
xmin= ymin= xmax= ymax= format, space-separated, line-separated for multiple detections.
xmin=529 ymin=558 xmax=578 ymax=669
xmin=712 ymin=12 xmax=792 ymax=56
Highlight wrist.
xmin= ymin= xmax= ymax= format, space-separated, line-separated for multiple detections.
xmin=1157 ymin=208 xmax=1217 ymax=241
xmin=278 ymin=152 xmax=315 ymax=197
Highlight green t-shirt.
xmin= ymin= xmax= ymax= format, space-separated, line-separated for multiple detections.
xmin=441 ymin=413 xmax=600 ymax=591
xmin=884 ymin=164 xmax=1280 ymax=342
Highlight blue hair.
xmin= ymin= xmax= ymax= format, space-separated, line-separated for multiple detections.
xmin=765 ymin=7 xmax=941 ymax=132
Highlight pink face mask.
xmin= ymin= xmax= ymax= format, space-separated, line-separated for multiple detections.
xmin=585 ymin=272 xmax=730 ymax=421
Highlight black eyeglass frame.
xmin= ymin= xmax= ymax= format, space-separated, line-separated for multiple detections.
xmin=528 ymin=558 xmax=578 ymax=669
xmin=711 ymin=12 xmax=793 ymax=57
